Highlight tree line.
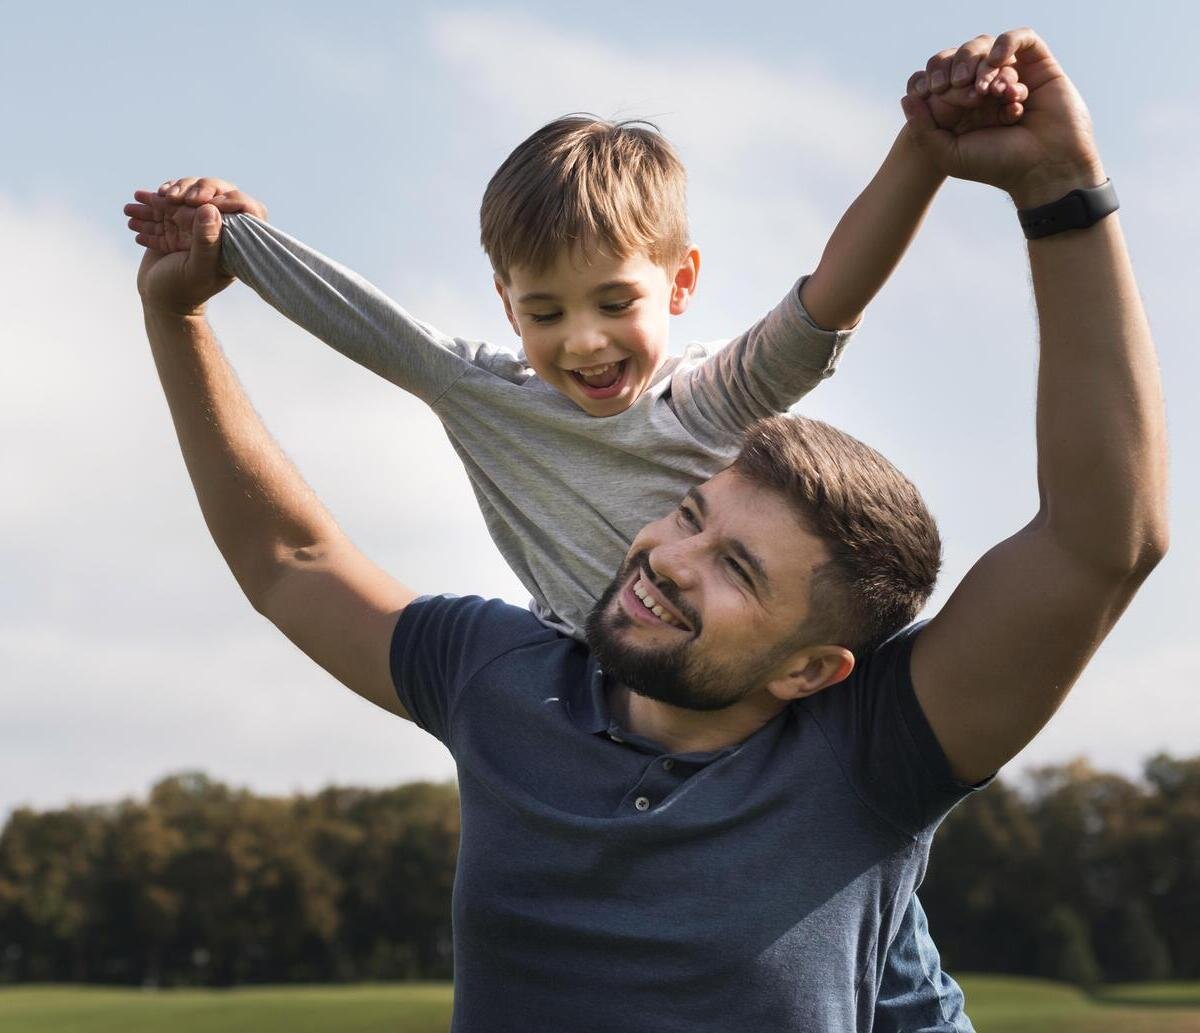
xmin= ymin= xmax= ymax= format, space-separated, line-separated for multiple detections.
xmin=1 ymin=754 xmax=1196 ymax=987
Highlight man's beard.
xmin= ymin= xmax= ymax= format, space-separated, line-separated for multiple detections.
xmin=584 ymin=551 xmax=777 ymax=713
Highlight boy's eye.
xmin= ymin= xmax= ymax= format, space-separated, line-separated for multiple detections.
xmin=602 ymin=299 xmax=635 ymax=314
xmin=528 ymin=312 xmax=561 ymax=324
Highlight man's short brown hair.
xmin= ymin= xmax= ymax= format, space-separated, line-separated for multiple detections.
xmin=480 ymin=114 xmax=690 ymax=283
xmin=733 ymin=415 xmax=942 ymax=658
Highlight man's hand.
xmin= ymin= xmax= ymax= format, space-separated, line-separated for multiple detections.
xmin=901 ymin=29 xmax=1106 ymax=207
xmin=124 ymin=177 xmax=268 ymax=254
xmin=136 ymin=204 xmax=231 ymax=317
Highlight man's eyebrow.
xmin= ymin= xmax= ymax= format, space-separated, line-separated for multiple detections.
xmin=683 ymin=486 xmax=708 ymax=517
xmin=683 ymin=487 xmax=771 ymax=593
xmin=516 ymin=279 xmax=640 ymax=304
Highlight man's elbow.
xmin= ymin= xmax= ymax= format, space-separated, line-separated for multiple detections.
xmin=1133 ymin=522 xmax=1169 ymax=578
xmin=236 ymin=543 xmax=331 ymax=619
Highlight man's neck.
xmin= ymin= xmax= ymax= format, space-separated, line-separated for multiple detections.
xmin=607 ymin=682 xmax=789 ymax=756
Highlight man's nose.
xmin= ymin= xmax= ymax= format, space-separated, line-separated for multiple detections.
xmin=648 ymin=538 xmax=698 ymax=590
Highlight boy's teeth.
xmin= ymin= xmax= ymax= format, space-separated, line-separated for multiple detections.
xmin=575 ymin=361 xmax=623 ymax=388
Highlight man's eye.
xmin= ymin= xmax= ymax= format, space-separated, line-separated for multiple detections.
xmin=677 ymin=506 xmax=699 ymax=527
xmin=726 ymin=557 xmax=751 ymax=584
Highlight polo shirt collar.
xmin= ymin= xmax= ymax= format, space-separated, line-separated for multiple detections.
xmin=572 ymin=656 xmax=744 ymax=764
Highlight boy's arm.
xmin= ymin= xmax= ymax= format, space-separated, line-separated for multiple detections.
xmin=137 ymin=205 xmax=416 ymax=720
xmin=125 ymin=182 xmax=514 ymax=406
xmin=799 ymin=36 xmax=1027 ymax=331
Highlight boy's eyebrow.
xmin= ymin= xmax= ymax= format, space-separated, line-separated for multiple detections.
xmin=516 ymin=279 xmax=641 ymax=304
xmin=683 ymin=487 xmax=771 ymax=594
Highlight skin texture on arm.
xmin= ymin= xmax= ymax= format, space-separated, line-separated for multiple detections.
xmin=901 ymin=29 xmax=1168 ymax=784
xmin=138 ymin=206 xmax=415 ymax=720
xmin=799 ymin=41 xmax=1027 ymax=332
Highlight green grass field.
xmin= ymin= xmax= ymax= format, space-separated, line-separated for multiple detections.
xmin=1 ymin=977 xmax=1197 ymax=1032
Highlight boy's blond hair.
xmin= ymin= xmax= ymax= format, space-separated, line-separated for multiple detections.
xmin=480 ymin=114 xmax=690 ymax=283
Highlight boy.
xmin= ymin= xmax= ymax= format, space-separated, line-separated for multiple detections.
xmin=127 ymin=82 xmax=1015 ymax=641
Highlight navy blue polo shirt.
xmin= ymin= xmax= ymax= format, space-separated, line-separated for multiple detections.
xmin=390 ymin=594 xmax=982 ymax=1032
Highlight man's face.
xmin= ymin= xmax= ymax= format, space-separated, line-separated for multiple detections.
xmin=585 ymin=468 xmax=830 ymax=710
xmin=496 ymin=244 xmax=699 ymax=417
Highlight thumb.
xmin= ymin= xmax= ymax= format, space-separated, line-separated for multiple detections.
xmin=191 ymin=203 xmax=224 ymax=272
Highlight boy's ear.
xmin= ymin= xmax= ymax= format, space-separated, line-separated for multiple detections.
xmin=669 ymin=248 xmax=701 ymax=316
xmin=494 ymin=276 xmax=521 ymax=336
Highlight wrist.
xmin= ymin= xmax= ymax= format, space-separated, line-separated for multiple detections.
xmin=895 ymin=123 xmax=948 ymax=188
xmin=1007 ymin=156 xmax=1108 ymax=210
xmin=141 ymin=299 xmax=208 ymax=324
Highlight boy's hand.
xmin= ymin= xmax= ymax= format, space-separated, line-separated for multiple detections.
xmin=906 ymin=35 xmax=1028 ymax=134
xmin=900 ymin=29 xmax=1105 ymax=207
xmin=124 ymin=177 xmax=267 ymax=254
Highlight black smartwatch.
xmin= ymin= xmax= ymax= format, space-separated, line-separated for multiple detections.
xmin=1017 ymin=179 xmax=1119 ymax=240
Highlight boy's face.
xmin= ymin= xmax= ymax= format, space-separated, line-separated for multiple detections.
xmin=495 ymin=244 xmax=700 ymax=417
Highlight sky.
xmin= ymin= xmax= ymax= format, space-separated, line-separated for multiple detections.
xmin=1 ymin=1 xmax=1196 ymax=818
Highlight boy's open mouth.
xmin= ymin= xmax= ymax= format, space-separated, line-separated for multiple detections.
xmin=571 ymin=359 xmax=628 ymax=399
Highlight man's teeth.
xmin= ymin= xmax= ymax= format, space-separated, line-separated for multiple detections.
xmin=633 ymin=576 xmax=681 ymax=627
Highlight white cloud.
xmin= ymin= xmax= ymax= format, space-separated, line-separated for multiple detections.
xmin=0 ymin=195 xmax=519 ymax=818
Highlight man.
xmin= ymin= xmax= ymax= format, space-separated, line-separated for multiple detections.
xmin=133 ymin=29 xmax=1165 ymax=1032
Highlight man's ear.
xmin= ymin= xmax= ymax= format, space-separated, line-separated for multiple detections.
xmin=669 ymin=247 xmax=701 ymax=316
xmin=494 ymin=276 xmax=520 ymax=336
xmin=766 ymin=645 xmax=855 ymax=702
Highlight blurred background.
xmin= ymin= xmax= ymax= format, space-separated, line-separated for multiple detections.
xmin=0 ymin=0 xmax=1196 ymax=1019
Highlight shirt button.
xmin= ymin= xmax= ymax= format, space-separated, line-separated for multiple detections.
xmin=634 ymin=796 xmax=651 ymax=811
xmin=609 ymin=732 xmax=624 ymax=743
xmin=662 ymin=758 xmax=674 ymax=771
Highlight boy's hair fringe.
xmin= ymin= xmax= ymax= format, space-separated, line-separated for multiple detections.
xmin=734 ymin=415 xmax=943 ymax=658
xmin=480 ymin=114 xmax=690 ymax=282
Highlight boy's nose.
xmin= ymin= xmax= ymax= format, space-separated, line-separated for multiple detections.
xmin=563 ymin=323 xmax=608 ymax=359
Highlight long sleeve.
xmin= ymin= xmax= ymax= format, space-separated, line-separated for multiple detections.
xmin=219 ymin=214 xmax=528 ymax=405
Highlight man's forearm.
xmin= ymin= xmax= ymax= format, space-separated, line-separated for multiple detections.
xmin=1027 ymin=209 xmax=1169 ymax=572
xmin=143 ymin=306 xmax=343 ymax=606
xmin=800 ymin=126 xmax=945 ymax=330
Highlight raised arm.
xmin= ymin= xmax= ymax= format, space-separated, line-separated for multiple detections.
xmin=126 ymin=179 xmax=495 ymax=406
xmin=799 ymin=36 xmax=1027 ymax=331
xmin=901 ymin=30 xmax=1168 ymax=783
xmin=137 ymin=203 xmax=415 ymax=720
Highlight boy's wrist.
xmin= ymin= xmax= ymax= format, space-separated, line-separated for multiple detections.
xmin=895 ymin=123 xmax=948 ymax=186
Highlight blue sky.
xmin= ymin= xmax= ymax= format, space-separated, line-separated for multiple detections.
xmin=1 ymin=1 xmax=1195 ymax=816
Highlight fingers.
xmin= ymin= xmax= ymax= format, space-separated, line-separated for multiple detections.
xmin=909 ymin=35 xmax=1031 ymax=118
xmin=158 ymin=176 xmax=240 ymax=205
xmin=988 ymin=27 xmax=1051 ymax=70
xmin=949 ymin=35 xmax=994 ymax=91
xmin=216 ymin=189 xmax=268 ymax=221
xmin=922 ymin=48 xmax=957 ymax=94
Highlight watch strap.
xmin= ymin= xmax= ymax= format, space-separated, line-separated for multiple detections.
xmin=1017 ymin=179 xmax=1119 ymax=240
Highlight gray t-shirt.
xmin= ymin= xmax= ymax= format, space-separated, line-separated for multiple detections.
xmin=220 ymin=214 xmax=853 ymax=639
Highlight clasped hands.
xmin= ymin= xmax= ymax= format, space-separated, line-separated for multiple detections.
xmin=126 ymin=28 xmax=1104 ymax=314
